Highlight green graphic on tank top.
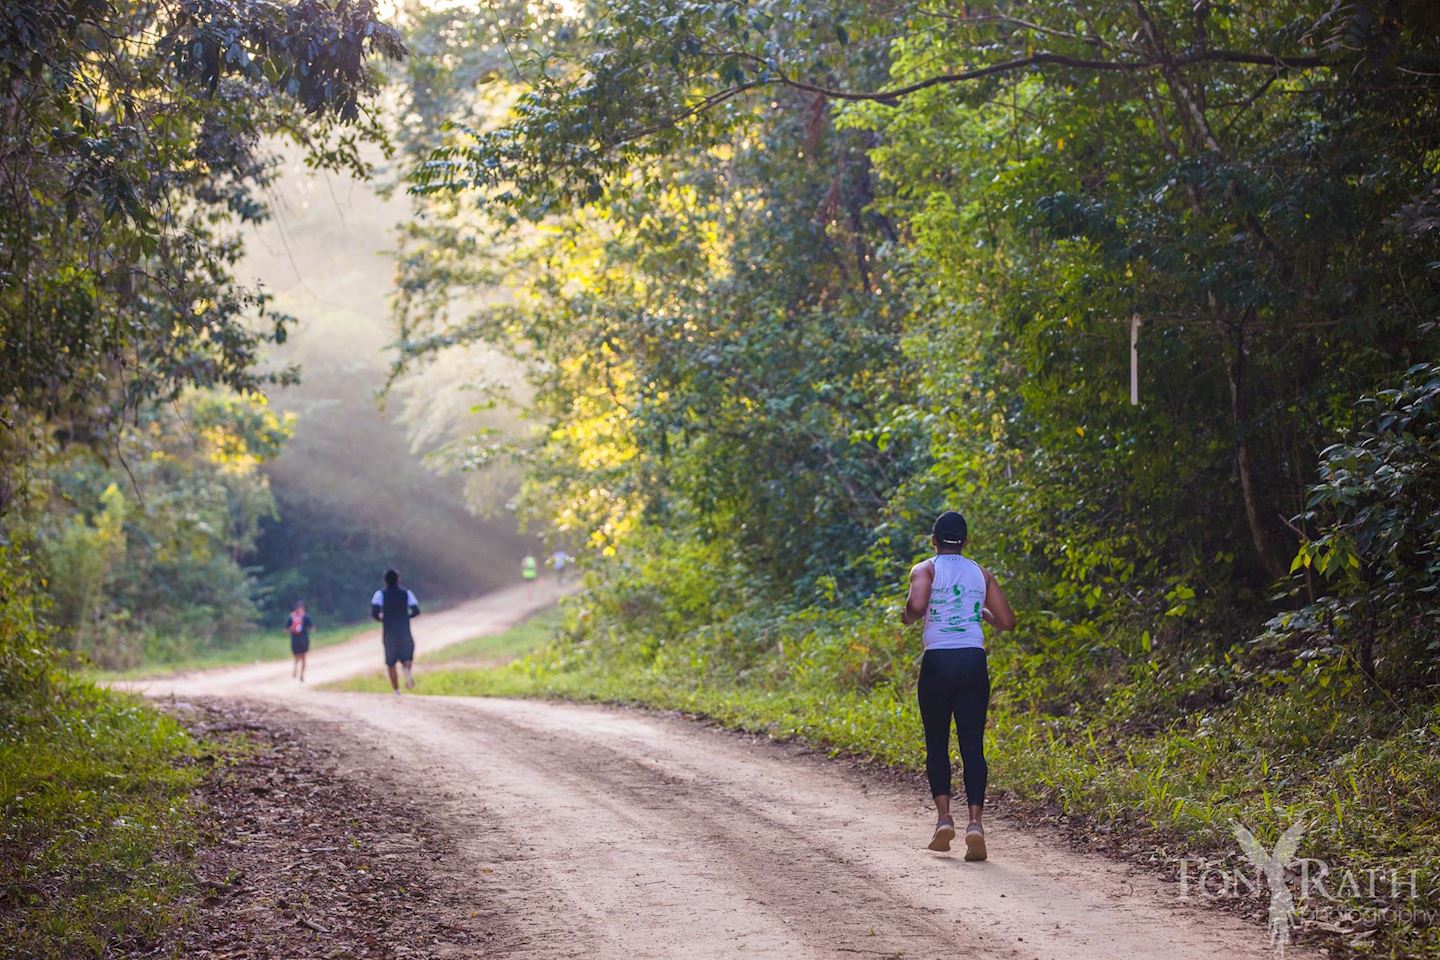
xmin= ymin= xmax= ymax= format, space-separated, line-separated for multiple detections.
xmin=929 ymin=582 xmax=984 ymax=633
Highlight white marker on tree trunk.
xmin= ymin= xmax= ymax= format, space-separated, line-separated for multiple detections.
xmin=1130 ymin=314 xmax=1142 ymax=406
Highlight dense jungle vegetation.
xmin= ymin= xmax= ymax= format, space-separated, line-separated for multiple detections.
xmin=396 ymin=0 xmax=1440 ymax=700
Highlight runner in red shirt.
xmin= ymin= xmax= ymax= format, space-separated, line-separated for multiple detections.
xmin=286 ymin=601 xmax=313 ymax=682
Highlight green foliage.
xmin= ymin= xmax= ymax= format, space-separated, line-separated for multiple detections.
xmin=396 ymin=0 xmax=1440 ymax=644
xmin=0 ymin=547 xmax=202 ymax=959
xmin=0 ymin=547 xmax=62 ymax=723
xmin=41 ymin=484 xmax=130 ymax=661
xmin=843 ymin=5 xmax=1440 ymax=626
xmin=1276 ymin=361 xmax=1440 ymax=685
xmin=28 ymin=391 xmax=294 ymax=668
xmin=0 ymin=0 xmax=403 ymax=512
xmin=395 ymin=2 xmax=921 ymax=596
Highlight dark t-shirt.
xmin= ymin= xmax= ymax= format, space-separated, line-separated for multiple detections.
xmin=371 ymin=587 xmax=419 ymax=642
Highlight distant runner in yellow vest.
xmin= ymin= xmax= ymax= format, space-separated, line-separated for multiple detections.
xmin=522 ymin=554 xmax=538 ymax=599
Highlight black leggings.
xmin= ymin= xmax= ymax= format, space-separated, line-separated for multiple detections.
xmin=917 ymin=648 xmax=990 ymax=807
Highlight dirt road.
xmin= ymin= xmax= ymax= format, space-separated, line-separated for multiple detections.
xmin=120 ymin=580 xmax=566 ymax=698
xmin=134 ymin=586 xmax=1305 ymax=960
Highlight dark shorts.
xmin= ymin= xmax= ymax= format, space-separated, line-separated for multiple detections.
xmin=290 ymin=635 xmax=310 ymax=656
xmin=383 ymin=634 xmax=415 ymax=667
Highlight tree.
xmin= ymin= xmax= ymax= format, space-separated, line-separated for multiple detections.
xmin=392 ymin=0 xmax=924 ymax=597
xmin=403 ymin=1 xmax=1440 ymax=626
xmin=0 ymin=0 xmax=404 ymax=515
xmin=33 ymin=390 xmax=294 ymax=667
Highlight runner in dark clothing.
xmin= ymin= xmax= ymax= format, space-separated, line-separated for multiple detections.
xmin=286 ymin=601 xmax=313 ymax=682
xmin=370 ymin=569 xmax=420 ymax=694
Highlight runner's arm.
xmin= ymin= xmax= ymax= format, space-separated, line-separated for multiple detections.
xmin=370 ymin=590 xmax=383 ymax=622
xmin=407 ymin=589 xmax=420 ymax=619
xmin=901 ymin=561 xmax=934 ymax=626
xmin=979 ymin=566 xmax=1016 ymax=632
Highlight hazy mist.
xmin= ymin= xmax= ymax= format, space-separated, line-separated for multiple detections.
xmin=240 ymin=149 xmax=535 ymax=612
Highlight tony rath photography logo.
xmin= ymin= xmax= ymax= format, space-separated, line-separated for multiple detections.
xmin=1231 ymin=820 xmax=1306 ymax=954
xmin=1176 ymin=819 xmax=1426 ymax=958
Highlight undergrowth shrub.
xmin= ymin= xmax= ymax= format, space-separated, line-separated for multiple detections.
xmin=0 ymin=543 xmax=203 ymax=959
xmin=1282 ymin=360 xmax=1440 ymax=690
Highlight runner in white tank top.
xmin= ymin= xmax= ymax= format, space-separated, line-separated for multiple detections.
xmin=901 ymin=511 xmax=1016 ymax=859
xmin=922 ymin=554 xmax=987 ymax=650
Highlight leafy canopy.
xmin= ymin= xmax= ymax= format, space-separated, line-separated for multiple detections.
xmin=0 ymin=0 xmax=403 ymax=512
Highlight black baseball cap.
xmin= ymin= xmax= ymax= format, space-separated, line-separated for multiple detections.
xmin=932 ymin=511 xmax=968 ymax=546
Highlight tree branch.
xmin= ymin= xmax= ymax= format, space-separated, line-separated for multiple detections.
xmin=913 ymin=8 xmax=1121 ymax=52
xmin=708 ymin=46 xmax=1413 ymax=108
xmin=602 ymin=80 xmax=766 ymax=149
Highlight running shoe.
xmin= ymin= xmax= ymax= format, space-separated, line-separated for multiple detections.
xmin=928 ymin=819 xmax=956 ymax=852
xmin=964 ymin=824 xmax=987 ymax=862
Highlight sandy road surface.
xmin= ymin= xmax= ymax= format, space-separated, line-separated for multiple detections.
xmin=132 ymin=586 xmax=1307 ymax=960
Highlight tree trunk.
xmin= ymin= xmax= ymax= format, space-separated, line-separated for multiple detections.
xmin=1358 ymin=612 xmax=1377 ymax=683
xmin=1133 ymin=2 xmax=1291 ymax=582
xmin=1224 ymin=322 xmax=1288 ymax=581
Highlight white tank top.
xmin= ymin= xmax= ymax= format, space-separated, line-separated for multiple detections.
xmin=922 ymin=554 xmax=987 ymax=650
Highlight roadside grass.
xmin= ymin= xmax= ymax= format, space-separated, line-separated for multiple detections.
xmin=376 ymin=617 xmax=1440 ymax=958
xmin=420 ymin=607 xmax=565 ymax=666
xmin=0 ymin=681 xmax=203 ymax=959
xmin=90 ymin=620 xmax=373 ymax=680
xmin=330 ymin=607 xmax=562 ymax=693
